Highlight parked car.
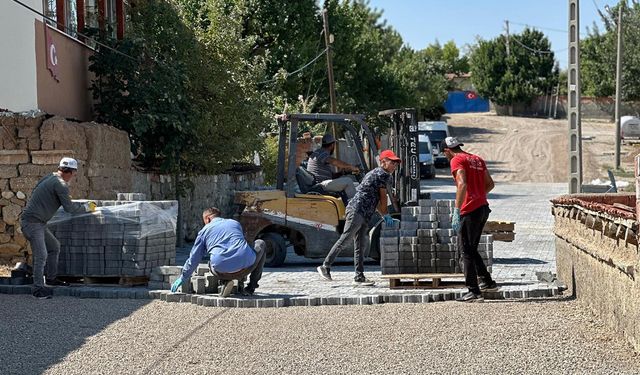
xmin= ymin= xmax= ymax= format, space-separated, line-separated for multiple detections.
xmin=621 ymin=116 xmax=640 ymax=140
xmin=419 ymin=134 xmax=436 ymax=179
xmin=418 ymin=121 xmax=450 ymax=167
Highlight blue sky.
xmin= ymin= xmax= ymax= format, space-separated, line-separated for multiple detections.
xmin=368 ymin=0 xmax=619 ymax=68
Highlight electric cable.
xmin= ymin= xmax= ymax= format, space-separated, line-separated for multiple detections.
xmin=11 ymin=0 xmax=139 ymax=62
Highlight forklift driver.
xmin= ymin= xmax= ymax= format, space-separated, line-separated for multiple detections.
xmin=307 ymin=133 xmax=360 ymax=199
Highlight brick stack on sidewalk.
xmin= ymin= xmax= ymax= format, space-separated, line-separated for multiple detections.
xmin=380 ymin=199 xmax=493 ymax=275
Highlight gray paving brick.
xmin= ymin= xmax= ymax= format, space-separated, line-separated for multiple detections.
xmin=400 ymin=214 xmax=417 ymax=222
xmin=418 ymin=222 xmax=437 ymax=229
xmin=400 ymin=221 xmax=419 ymax=230
xmin=380 ymin=237 xmax=399 ymax=246
xmin=418 ymin=229 xmax=436 ymax=237
xmin=401 ymin=206 xmax=417 ymax=215
xmin=418 ymin=199 xmax=436 ymax=207
xmin=380 ymin=229 xmax=399 ymax=237
xmin=191 ymin=276 xmax=206 ymax=294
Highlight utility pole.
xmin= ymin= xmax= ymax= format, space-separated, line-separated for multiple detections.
xmin=322 ymin=9 xmax=338 ymax=141
xmin=554 ymin=80 xmax=560 ymax=119
xmin=504 ymin=20 xmax=510 ymax=56
xmin=504 ymin=20 xmax=513 ymax=115
xmin=614 ymin=2 xmax=624 ymax=169
xmin=568 ymin=0 xmax=583 ymax=193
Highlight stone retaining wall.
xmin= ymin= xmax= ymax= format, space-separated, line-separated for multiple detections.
xmin=0 ymin=111 xmax=264 ymax=263
xmin=0 ymin=112 xmax=131 ymax=263
xmin=551 ymin=193 xmax=640 ymax=352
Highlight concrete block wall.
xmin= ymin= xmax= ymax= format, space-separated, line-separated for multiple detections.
xmin=380 ymin=199 xmax=493 ymax=275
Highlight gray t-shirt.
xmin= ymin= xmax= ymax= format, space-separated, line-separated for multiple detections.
xmin=21 ymin=173 xmax=87 ymax=224
xmin=306 ymin=148 xmax=333 ymax=182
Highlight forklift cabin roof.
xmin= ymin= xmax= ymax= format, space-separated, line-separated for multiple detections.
xmin=276 ymin=113 xmax=379 ymax=198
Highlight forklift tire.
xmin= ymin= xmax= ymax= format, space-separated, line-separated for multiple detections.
xmin=261 ymin=232 xmax=287 ymax=267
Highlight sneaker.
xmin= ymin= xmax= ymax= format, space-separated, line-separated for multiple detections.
xmin=33 ymin=287 xmax=53 ymax=299
xmin=456 ymin=291 xmax=484 ymax=303
xmin=220 ymin=280 xmax=235 ymax=298
xmin=353 ymin=275 xmax=375 ymax=286
xmin=479 ymin=279 xmax=498 ymax=291
xmin=317 ymin=266 xmax=332 ymax=281
xmin=46 ymin=278 xmax=70 ymax=287
xmin=242 ymin=284 xmax=256 ymax=296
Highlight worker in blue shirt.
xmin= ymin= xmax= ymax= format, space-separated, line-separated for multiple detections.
xmin=171 ymin=207 xmax=266 ymax=297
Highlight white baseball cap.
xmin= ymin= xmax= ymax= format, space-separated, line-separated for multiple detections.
xmin=59 ymin=157 xmax=78 ymax=170
xmin=441 ymin=137 xmax=464 ymax=149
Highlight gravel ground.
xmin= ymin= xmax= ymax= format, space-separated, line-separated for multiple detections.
xmin=0 ymin=263 xmax=12 ymax=277
xmin=0 ymin=296 xmax=638 ymax=375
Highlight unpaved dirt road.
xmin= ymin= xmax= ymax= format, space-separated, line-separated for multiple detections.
xmin=446 ymin=113 xmax=639 ymax=184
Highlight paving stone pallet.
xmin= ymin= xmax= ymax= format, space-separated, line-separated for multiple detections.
xmin=381 ymin=199 xmax=493 ymax=275
xmin=48 ymin=198 xmax=178 ymax=278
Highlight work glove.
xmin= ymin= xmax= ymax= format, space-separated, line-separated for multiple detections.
xmin=383 ymin=214 xmax=395 ymax=226
xmin=452 ymin=208 xmax=461 ymax=233
xmin=84 ymin=201 xmax=97 ymax=212
xmin=170 ymin=277 xmax=183 ymax=293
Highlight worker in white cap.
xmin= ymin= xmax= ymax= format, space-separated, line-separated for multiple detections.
xmin=20 ymin=157 xmax=96 ymax=299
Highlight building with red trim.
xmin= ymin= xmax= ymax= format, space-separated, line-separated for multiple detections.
xmin=1 ymin=0 xmax=126 ymax=120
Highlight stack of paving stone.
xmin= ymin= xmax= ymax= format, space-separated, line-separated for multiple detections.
xmin=380 ymin=199 xmax=493 ymax=275
xmin=49 ymin=197 xmax=178 ymax=278
xmin=148 ymin=265 xmax=230 ymax=295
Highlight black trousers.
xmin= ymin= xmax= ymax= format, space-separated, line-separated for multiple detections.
xmin=458 ymin=205 xmax=492 ymax=294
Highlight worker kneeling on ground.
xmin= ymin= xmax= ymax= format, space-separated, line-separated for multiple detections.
xmin=317 ymin=150 xmax=400 ymax=285
xmin=21 ymin=157 xmax=97 ymax=299
xmin=171 ymin=207 xmax=266 ymax=297
xmin=441 ymin=137 xmax=499 ymax=303
xmin=307 ymin=133 xmax=360 ymax=199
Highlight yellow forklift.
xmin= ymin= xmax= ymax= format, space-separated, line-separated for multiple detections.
xmin=234 ymin=111 xmax=422 ymax=266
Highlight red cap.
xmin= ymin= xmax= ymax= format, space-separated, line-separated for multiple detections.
xmin=379 ymin=149 xmax=401 ymax=163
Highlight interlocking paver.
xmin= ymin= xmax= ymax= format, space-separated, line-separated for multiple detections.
xmin=169 ymin=180 xmax=565 ymax=305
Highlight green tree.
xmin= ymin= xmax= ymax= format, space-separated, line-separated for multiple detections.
xmin=470 ymin=28 xmax=556 ymax=106
xmin=581 ymin=2 xmax=640 ymax=100
xmin=423 ymin=40 xmax=470 ymax=76
xmin=89 ymin=0 xmax=268 ymax=178
xmin=388 ymin=47 xmax=449 ymax=119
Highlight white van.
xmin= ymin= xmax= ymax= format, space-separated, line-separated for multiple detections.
xmin=418 ymin=121 xmax=450 ymax=167
xmin=418 ymin=134 xmax=436 ymax=179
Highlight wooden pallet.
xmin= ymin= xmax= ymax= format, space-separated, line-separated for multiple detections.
xmin=60 ymin=275 xmax=149 ymax=286
xmin=484 ymin=221 xmax=515 ymax=232
xmin=380 ymin=273 xmax=466 ymax=289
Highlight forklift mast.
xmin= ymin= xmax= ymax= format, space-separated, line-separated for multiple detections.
xmin=275 ymin=113 xmax=379 ymax=198
xmin=379 ymin=108 xmax=421 ymax=207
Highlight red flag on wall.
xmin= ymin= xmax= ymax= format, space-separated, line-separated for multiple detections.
xmin=44 ymin=24 xmax=59 ymax=82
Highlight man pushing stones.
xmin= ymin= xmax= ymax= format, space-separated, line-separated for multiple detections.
xmin=21 ymin=157 xmax=96 ymax=299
